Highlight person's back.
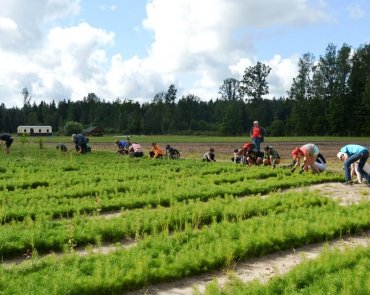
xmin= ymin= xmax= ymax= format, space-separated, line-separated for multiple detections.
xmin=165 ymin=144 xmax=180 ymax=159
xmin=116 ymin=139 xmax=130 ymax=154
xmin=0 ymin=133 xmax=13 ymax=155
xmin=150 ymin=143 xmax=164 ymax=159
xmin=72 ymin=134 xmax=88 ymax=153
xmin=203 ymin=148 xmax=216 ymax=162
xmin=56 ymin=143 xmax=68 ymax=152
xmin=129 ymin=143 xmax=143 ymax=157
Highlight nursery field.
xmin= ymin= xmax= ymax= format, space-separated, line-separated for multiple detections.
xmin=0 ymin=138 xmax=370 ymax=294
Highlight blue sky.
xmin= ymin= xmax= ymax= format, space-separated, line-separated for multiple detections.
xmin=0 ymin=0 xmax=369 ymax=108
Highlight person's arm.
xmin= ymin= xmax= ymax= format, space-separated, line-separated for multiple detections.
xmin=152 ymin=147 xmax=160 ymax=159
xmin=291 ymin=157 xmax=300 ymax=172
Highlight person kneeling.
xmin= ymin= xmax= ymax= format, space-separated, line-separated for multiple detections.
xmin=128 ymin=143 xmax=144 ymax=157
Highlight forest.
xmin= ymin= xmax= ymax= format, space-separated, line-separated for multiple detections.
xmin=0 ymin=42 xmax=369 ymax=136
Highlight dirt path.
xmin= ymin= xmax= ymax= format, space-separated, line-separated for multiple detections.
xmin=126 ymin=182 xmax=370 ymax=295
xmin=127 ymin=232 xmax=369 ymax=295
xmin=2 ymin=182 xmax=369 ymax=294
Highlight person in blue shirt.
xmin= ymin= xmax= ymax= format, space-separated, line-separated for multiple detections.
xmin=115 ymin=137 xmax=131 ymax=154
xmin=337 ymin=144 xmax=370 ymax=186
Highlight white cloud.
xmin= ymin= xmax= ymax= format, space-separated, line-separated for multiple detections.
xmin=0 ymin=17 xmax=17 ymax=30
xmin=0 ymin=0 xmax=80 ymax=51
xmin=0 ymin=0 xmax=330 ymax=107
xmin=266 ymin=55 xmax=299 ymax=99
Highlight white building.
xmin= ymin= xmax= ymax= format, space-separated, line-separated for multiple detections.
xmin=17 ymin=126 xmax=53 ymax=136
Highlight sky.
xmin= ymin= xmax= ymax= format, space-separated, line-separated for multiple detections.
xmin=0 ymin=0 xmax=369 ymax=108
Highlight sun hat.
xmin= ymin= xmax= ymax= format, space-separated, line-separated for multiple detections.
xmin=337 ymin=152 xmax=345 ymax=160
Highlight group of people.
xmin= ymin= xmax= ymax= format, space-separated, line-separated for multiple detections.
xmin=2 ymin=122 xmax=370 ymax=186
xmin=55 ymin=133 xmax=92 ymax=154
xmin=115 ymin=139 xmax=180 ymax=159
xmin=115 ymin=137 xmax=144 ymax=158
xmin=230 ymin=144 xmax=281 ymax=168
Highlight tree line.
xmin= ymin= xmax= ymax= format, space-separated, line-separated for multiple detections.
xmin=0 ymin=42 xmax=369 ymax=136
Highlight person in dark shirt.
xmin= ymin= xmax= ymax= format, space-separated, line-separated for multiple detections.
xmin=203 ymin=148 xmax=216 ymax=162
xmin=71 ymin=133 xmax=88 ymax=154
xmin=0 ymin=133 xmax=13 ymax=155
xmin=56 ymin=143 xmax=68 ymax=152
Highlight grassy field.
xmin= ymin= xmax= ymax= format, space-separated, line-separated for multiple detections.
xmin=0 ymin=137 xmax=369 ymax=294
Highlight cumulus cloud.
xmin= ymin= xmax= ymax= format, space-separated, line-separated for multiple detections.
xmin=0 ymin=0 xmax=331 ymax=107
xmin=0 ymin=0 xmax=80 ymax=51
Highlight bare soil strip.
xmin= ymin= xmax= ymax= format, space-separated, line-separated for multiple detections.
xmin=293 ymin=182 xmax=370 ymax=206
xmin=2 ymin=182 xmax=369 ymax=295
xmin=126 ymin=182 xmax=369 ymax=295
xmin=1 ymin=238 xmax=136 ymax=267
xmin=127 ymin=232 xmax=369 ymax=295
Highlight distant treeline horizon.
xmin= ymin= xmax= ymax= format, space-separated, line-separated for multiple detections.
xmin=1 ymin=42 xmax=369 ymax=137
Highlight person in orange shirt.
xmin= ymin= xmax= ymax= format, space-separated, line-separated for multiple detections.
xmin=149 ymin=142 xmax=164 ymax=159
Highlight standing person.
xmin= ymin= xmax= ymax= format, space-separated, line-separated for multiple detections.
xmin=128 ymin=142 xmax=144 ymax=158
xmin=263 ymin=146 xmax=280 ymax=168
xmin=0 ymin=133 xmax=13 ymax=155
xmin=291 ymin=143 xmax=320 ymax=173
xmin=249 ymin=121 xmax=264 ymax=152
xmin=203 ymin=148 xmax=216 ymax=162
xmin=149 ymin=142 xmax=164 ymax=159
xmin=71 ymin=133 xmax=88 ymax=154
xmin=337 ymin=144 xmax=370 ymax=186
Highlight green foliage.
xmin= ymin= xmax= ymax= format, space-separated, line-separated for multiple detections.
xmin=204 ymin=246 xmax=370 ymax=294
xmin=0 ymin=143 xmax=369 ymax=294
xmin=240 ymin=61 xmax=271 ymax=101
xmin=64 ymin=121 xmax=83 ymax=136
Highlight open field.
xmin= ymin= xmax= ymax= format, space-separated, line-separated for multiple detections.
xmin=37 ymin=134 xmax=370 ymax=161
xmin=0 ymin=136 xmax=369 ymax=294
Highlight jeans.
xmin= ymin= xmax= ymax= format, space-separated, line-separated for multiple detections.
xmin=343 ymin=150 xmax=370 ymax=182
xmin=252 ymin=137 xmax=262 ymax=152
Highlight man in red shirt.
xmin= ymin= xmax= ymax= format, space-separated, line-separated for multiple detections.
xmin=249 ymin=121 xmax=264 ymax=152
